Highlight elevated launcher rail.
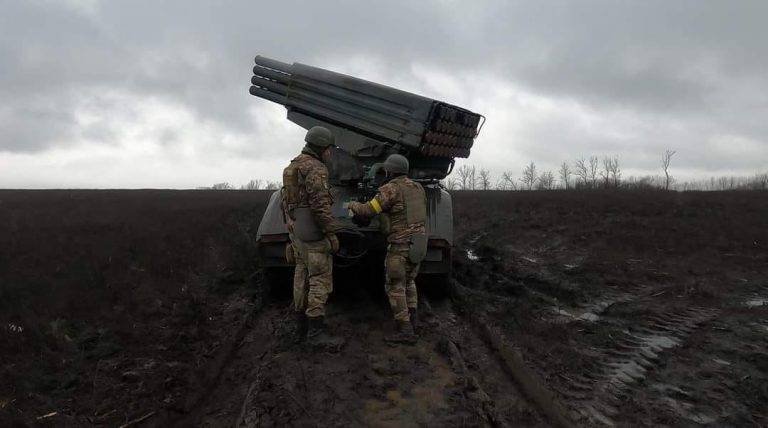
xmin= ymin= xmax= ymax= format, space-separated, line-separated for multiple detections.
xmin=249 ymin=56 xmax=484 ymax=179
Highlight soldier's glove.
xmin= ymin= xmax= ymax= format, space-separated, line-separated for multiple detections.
xmin=347 ymin=202 xmax=372 ymax=227
xmin=327 ymin=233 xmax=340 ymax=254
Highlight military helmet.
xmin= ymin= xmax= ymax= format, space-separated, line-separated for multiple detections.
xmin=304 ymin=126 xmax=335 ymax=148
xmin=383 ymin=154 xmax=409 ymax=175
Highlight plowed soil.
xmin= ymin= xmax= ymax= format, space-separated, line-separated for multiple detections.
xmin=1 ymin=189 xmax=766 ymax=427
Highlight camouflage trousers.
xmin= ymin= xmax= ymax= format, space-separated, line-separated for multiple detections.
xmin=290 ymin=234 xmax=333 ymax=318
xmin=385 ymin=244 xmax=420 ymax=322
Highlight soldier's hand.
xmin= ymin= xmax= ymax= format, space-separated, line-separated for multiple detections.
xmin=347 ymin=201 xmax=370 ymax=225
xmin=327 ymin=233 xmax=340 ymax=254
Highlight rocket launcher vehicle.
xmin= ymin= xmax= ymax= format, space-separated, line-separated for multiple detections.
xmin=249 ymin=56 xmax=485 ymax=179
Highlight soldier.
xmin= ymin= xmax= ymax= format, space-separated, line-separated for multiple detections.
xmin=282 ymin=126 xmax=344 ymax=350
xmin=348 ymin=154 xmax=427 ymax=344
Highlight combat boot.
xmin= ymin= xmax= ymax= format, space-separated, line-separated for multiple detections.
xmin=294 ymin=312 xmax=308 ymax=343
xmin=306 ymin=316 xmax=345 ymax=352
xmin=408 ymin=307 xmax=420 ymax=335
xmin=384 ymin=320 xmax=417 ymax=345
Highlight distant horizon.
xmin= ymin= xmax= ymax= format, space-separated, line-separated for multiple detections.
xmin=2 ymin=168 xmax=765 ymax=192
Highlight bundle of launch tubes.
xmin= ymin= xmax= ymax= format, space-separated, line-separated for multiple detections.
xmin=249 ymin=56 xmax=483 ymax=159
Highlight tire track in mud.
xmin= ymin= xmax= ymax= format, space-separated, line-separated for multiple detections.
xmin=536 ymin=282 xmax=768 ymax=426
xmin=425 ymin=297 xmax=550 ymax=427
xmin=456 ymin=236 xmax=764 ymax=426
xmin=189 ymin=287 xmax=547 ymax=427
xmin=451 ymin=280 xmax=576 ymax=428
xmin=740 ymin=284 xmax=768 ymax=309
xmin=544 ymin=284 xmax=653 ymax=325
xmin=168 ymin=295 xmax=267 ymax=427
xmin=607 ymin=286 xmax=768 ymax=427
xmin=175 ymin=269 xmax=767 ymax=427
xmin=557 ymin=306 xmax=720 ymax=426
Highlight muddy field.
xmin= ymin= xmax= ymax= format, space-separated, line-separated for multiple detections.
xmin=1 ymin=189 xmax=767 ymax=427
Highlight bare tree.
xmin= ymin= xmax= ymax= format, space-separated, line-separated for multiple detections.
xmin=537 ymin=170 xmax=555 ymax=190
xmin=717 ymin=176 xmax=729 ymax=190
xmin=241 ymin=179 xmax=262 ymax=190
xmin=608 ymin=156 xmax=621 ymax=187
xmin=600 ymin=157 xmax=611 ymax=188
xmin=600 ymin=156 xmax=621 ymax=188
xmin=211 ymin=182 xmax=232 ymax=190
xmin=469 ymin=165 xmax=477 ymax=190
xmin=443 ymin=178 xmax=459 ymax=190
xmin=521 ymin=161 xmax=537 ymax=190
xmin=499 ymin=171 xmax=518 ymax=190
xmin=661 ymin=149 xmax=676 ymax=190
xmin=754 ymin=172 xmax=768 ymax=190
xmin=478 ymin=169 xmax=491 ymax=190
xmin=589 ymin=156 xmax=600 ymax=188
xmin=265 ymin=181 xmax=280 ymax=190
xmin=457 ymin=165 xmax=473 ymax=190
xmin=558 ymin=162 xmax=572 ymax=189
xmin=574 ymin=158 xmax=589 ymax=188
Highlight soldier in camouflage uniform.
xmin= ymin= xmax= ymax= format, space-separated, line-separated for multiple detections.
xmin=282 ymin=126 xmax=344 ymax=350
xmin=349 ymin=154 xmax=427 ymax=344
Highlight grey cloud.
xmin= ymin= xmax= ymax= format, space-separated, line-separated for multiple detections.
xmin=0 ymin=100 xmax=76 ymax=152
xmin=1 ymin=0 xmax=458 ymax=152
xmin=1 ymin=0 xmax=767 ymax=179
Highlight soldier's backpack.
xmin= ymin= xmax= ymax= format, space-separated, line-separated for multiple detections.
xmin=398 ymin=180 xmax=427 ymax=263
xmin=282 ymin=159 xmax=324 ymax=242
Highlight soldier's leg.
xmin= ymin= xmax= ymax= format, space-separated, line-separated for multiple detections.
xmin=405 ymin=261 xmax=420 ymax=310
xmin=405 ymin=261 xmax=421 ymax=334
xmin=292 ymin=240 xmax=309 ymax=313
xmin=304 ymin=239 xmax=333 ymax=318
xmin=384 ymin=249 xmax=410 ymax=322
xmin=384 ymin=247 xmax=416 ymax=344
xmin=289 ymin=239 xmax=310 ymax=342
xmin=303 ymin=238 xmax=344 ymax=350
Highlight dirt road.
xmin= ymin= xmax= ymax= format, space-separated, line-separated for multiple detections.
xmin=190 ymin=289 xmax=544 ymax=427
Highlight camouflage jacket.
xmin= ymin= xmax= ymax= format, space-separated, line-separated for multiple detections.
xmin=281 ymin=147 xmax=337 ymax=234
xmin=350 ymin=175 xmax=426 ymax=244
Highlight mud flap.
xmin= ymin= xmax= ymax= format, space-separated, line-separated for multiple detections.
xmin=292 ymin=207 xmax=324 ymax=242
xmin=408 ymin=233 xmax=428 ymax=264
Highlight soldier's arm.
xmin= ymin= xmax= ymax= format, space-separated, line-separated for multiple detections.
xmin=305 ymin=167 xmax=338 ymax=234
xmin=349 ymin=183 xmax=397 ymax=218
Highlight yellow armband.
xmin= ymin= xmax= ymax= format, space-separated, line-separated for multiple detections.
xmin=369 ymin=198 xmax=383 ymax=214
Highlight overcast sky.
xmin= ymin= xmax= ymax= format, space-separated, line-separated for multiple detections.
xmin=1 ymin=0 xmax=767 ymax=188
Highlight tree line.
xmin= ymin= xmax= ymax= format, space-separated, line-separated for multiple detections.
xmin=443 ymin=151 xmax=768 ymax=191
xmin=201 ymin=150 xmax=768 ymax=192
xmin=197 ymin=179 xmax=281 ymax=191
xmin=446 ymin=155 xmax=627 ymax=191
